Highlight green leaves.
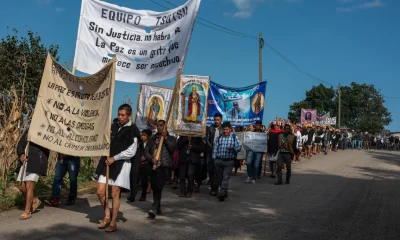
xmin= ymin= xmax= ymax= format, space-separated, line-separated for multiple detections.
xmin=0 ymin=29 xmax=60 ymax=125
xmin=288 ymin=82 xmax=392 ymax=133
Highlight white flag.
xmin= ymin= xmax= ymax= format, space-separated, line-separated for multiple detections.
xmin=74 ymin=0 xmax=200 ymax=83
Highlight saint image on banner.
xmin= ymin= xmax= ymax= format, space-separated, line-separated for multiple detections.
xmin=252 ymin=92 xmax=265 ymax=114
xmin=183 ymin=84 xmax=202 ymax=123
xmin=146 ymin=96 xmax=161 ymax=128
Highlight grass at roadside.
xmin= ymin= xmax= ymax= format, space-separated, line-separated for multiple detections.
xmin=0 ymin=157 xmax=97 ymax=212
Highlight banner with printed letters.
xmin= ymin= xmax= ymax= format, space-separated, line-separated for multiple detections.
xmin=207 ymin=81 xmax=267 ymax=127
xmin=73 ymin=0 xmax=201 ymax=83
xmin=28 ymin=54 xmax=115 ymax=157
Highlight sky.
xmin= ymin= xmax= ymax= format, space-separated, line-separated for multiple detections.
xmin=1 ymin=0 xmax=399 ymax=131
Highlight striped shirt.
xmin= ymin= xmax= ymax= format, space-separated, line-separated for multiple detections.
xmin=212 ymin=134 xmax=242 ymax=159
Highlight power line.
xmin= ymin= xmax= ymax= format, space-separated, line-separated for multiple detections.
xmin=162 ymin=0 xmax=258 ymax=39
xmin=148 ymin=0 xmax=399 ymax=99
xmin=149 ymin=0 xmax=257 ymax=39
xmin=153 ymin=0 xmax=331 ymax=85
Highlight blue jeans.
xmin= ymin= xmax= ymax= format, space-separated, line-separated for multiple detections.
xmin=358 ymin=141 xmax=363 ymax=149
xmin=324 ymin=140 xmax=330 ymax=153
xmin=51 ymin=157 xmax=80 ymax=200
xmin=352 ymin=140 xmax=357 ymax=149
xmin=246 ymin=151 xmax=263 ymax=180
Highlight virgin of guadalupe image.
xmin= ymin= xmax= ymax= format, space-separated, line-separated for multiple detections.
xmin=252 ymin=92 xmax=263 ymax=114
xmin=185 ymin=86 xmax=201 ymax=122
xmin=147 ymin=97 xmax=161 ymax=127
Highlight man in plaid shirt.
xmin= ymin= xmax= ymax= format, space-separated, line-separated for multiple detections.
xmin=212 ymin=121 xmax=242 ymax=201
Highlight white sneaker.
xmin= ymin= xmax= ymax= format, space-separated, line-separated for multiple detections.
xmin=251 ymin=180 xmax=256 ymax=184
xmin=245 ymin=177 xmax=251 ymax=183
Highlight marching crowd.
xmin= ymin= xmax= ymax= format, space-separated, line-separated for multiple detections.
xmin=14 ymin=103 xmax=397 ymax=232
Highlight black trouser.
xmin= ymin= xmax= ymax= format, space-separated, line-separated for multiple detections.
xmin=179 ymin=162 xmax=196 ymax=194
xmin=138 ymin=164 xmax=150 ymax=196
xmin=195 ymin=162 xmax=206 ymax=186
xmin=151 ymin=167 xmax=166 ymax=210
xmin=276 ymin=153 xmax=292 ymax=183
xmin=129 ymin=159 xmax=140 ymax=197
xmin=208 ymin=159 xmax=218 ymax=192
xmin=163 ymin=167 xmax=172 ymax=184
xmin=234 ymin=159 xmax=241 ymax=173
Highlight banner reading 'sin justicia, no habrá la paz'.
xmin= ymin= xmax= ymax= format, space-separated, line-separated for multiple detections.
xmin=73 ymin=0 xmax=201 ymax=83
xmin=28 ymin=54 xmax=115 ymax=157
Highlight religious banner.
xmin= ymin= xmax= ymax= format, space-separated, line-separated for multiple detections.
xmin=207 ymin=81 xmax=267 ymax=127
xmin=301 ymin=109 xmax=317 ymax=124
xmin=174 ymin=75 xmax=210 ymax=136
xmin=243 ymin=132 xmax=267 ymax=152
xmin=28 ymin=54 xmax=115 ymax=157
xmin=73 ymin=0 xmax=201 ymax=83
xmin=135 ymin=84 xmax=173 ymax=132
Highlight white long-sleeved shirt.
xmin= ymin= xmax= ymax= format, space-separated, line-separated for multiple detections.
xmin=113 ymin=120 xmax=138 ymax=161
xmin=296 ymin=131 xmax=302 ymax=148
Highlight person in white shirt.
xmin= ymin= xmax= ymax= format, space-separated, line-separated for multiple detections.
xmin=96 ymin=104 xmax=141 ymax=233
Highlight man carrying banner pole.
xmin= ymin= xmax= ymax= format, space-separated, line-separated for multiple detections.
xmin=149 ymin=120 xmax=176 ymax=218
xmin=96 ymin=104 xmax=141 ymax=232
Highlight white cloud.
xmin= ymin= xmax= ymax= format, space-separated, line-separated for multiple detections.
xmin=337 ymin=0 xmax=385 ymax=12
xmin=233 ymin=10 xmax=253 ymax=18
xmin=225 ymin=0 xmax=267 ymax=18
xmin=55 ymin=7 xmax=65 ymax=12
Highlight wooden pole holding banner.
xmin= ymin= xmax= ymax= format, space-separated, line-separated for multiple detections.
xmin=153 ymin=70 xmax=181 ymax=169
xmin=153 ymin=0 xmax=200 ymax=169
xmin=104 ymin=55 xmax=117 ymax=207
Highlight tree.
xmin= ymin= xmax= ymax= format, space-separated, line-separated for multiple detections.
xmin=0 ymin=28 xmax=59 ymax=185
xmin=288 ymin=84 xmax=336 ymax=123
xmin=288 ymin=82 xmax=392 ymax=133
xmin=338 ymin=82 xmax=392 ymax=133
xmin=0 ymin=28 xmax=59 ymax=122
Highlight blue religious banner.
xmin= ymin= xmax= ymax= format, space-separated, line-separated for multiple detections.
xmin=207 ymin=81 xmax=267 ymax=127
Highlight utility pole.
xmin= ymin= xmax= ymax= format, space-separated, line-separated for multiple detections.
xmin=338 ymin=84 xmax=341 ymax=128
xmin=259 ymin=32 xmax=263 ymax=83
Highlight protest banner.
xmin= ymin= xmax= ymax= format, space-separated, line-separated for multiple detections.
xmin=235 ymin=132 xmax=246 ymax=160
xmin=28 ymin=54 xmax=115 ymax=157
xmin=173 ymin=75 xmax=210 ymax=136
xmin=73 ymin=0 xmax=201 ymax=83
xmin=135 ymin=84 xmax=173 ymax=132
xmin=243 ymin=132 xmax=267 ymax=152
xmin=207 ymin=81 xmax=267 ymax=127
xmin=301 ymin=109 xmax=317 ymax=124
xmin=315 ymin=112 xmax=337 ymax=125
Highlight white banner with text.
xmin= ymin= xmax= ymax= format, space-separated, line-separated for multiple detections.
xmin=73 ymin=0 xmax=200 ymax=83
xmin=28 ymin=54 xmax=115 ymax=157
